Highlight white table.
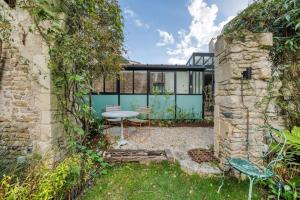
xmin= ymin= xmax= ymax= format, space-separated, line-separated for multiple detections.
xmin=102 ymin=111 xmax=139 ymax=146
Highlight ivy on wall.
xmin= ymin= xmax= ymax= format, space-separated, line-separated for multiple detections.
xmin=223 ymin=0 xmax=300 ymax=129
xmin=0 ymin=2 xmax=12 ymax=55
xmin=222 ymin=1 xmax=300 ymax=198
xmin=0 ymin=1 xmax=123 ymax=196
xmin=0 ymin=15 xmax=10 ymax=42
xmin=19 ymin=0 xmax=124 ymax=150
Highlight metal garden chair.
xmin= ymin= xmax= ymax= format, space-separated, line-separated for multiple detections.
xmin=103 ymin=105 xmax=122 ymax=134
xmin=105 ymin=105 xmax=122 ymax=123
xmin=217 ymin=126 xmax=287 ymax=200
xmin=128 ymin=106 xmax=151 ymax=128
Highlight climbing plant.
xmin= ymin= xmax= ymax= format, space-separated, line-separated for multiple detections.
xmin=222 ymin=0 xmax=300 ymax=198
xmin=0 ymin=15 xmax=10 ymax=42
xmin=223 ymin=0 xmax=300 ymax=129
xmin=20 ymin=0 xmax=124 ymax=150
xmin=0 ymin=2 xmax=12 ymax=54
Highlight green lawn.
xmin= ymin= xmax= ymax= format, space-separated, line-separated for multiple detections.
xmin=81 ymin=161 xmax=264 ymax=200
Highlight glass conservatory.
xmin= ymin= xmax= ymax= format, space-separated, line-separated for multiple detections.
xmin=92 ymin=52 xmax=214 ymax=120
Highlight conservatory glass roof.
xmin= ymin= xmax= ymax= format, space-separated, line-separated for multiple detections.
xmin=124 ymin=52 xmax=214 ymax=71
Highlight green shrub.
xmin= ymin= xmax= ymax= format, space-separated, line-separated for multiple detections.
xmin=0 ymin=154 xmax=94 ymax=200
xmin=265 ymin=127 xmax=300 ymax=199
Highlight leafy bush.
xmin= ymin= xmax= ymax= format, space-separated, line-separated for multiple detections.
xmin=285 ymin=127 xmax=300 ymax=151
xmin=0 ymin=154 xmax=95 ymax=199
xmin=265 ymin=127 xmax=300 ymax=199
xmin=18 ymin=0 xmax=124 ymax=151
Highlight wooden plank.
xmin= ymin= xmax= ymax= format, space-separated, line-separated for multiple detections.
xmin=103 ymin=149 xmax=167 ymax=164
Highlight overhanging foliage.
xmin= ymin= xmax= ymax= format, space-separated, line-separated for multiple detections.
xmin=224 ymin=0 xmax=300 ymax=128
xmin=21 ymin=0 xmax=124 ymax=149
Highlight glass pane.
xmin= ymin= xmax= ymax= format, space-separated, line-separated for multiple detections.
xmin=134 ymin=71 xmax=147 ymax=93
xmin=150 ymin=72 xmax=163 ymax=94
xmin=194 ymin=55 xmax=203 ymax=65
xmin=164 ymin=72 xmax=174 ymax=93
xmin=120 ymin=71 xmax=133 ymax=93
xmin=203 ymin=56 xmax=213 ymax=65
xmin=105 ymin=78 xmax=117 ymax=92
xmin=176 ymin=72 xmax=189 ymax=94
xmin=150 ymin=72 xmax=174 ymax=94
xmin=187 ymin=57 xmax=193 ymax=66
xmin=93 ymin=77 xmax=104 ymax=92
xmin=192 ymin=71 xmax=203 ymax=94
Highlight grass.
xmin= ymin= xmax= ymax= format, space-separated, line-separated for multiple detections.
xmin=81 ymin=161 xmax=264 ymax=200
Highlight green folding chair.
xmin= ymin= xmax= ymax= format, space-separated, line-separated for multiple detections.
xmin=217 ymin=126 xmax=287 ymax=200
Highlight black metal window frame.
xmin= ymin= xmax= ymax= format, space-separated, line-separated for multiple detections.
xmin=186 ymin=52 xmax=214 ymax=67
xmin=92 ymin=68 xmax=208 ymax=120
xmin=148 ymin=71 xmax=175 ymax=95
xmin=116 ymin=70 xmax=148 ymax=95
xmin=95 ymin=69 xmax=205 ymax=96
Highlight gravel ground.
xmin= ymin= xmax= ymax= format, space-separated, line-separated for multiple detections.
xmin=120 ymin=127 xmax=214 ymax=151
xmin=107 ymin=126 xmax=221 ymax=175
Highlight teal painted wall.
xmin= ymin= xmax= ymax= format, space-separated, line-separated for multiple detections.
xmin=149 ymin=95 xmax=175 ymax=119
xmin=176 ymin=95 xmax=203 ymax=119
xmin=92 ymin=94 xmax=203 ymax=119
xmin=92 ymin=95 xmax=118 ymax=117
xmin=120 ymin=95 xmax=147 ymax=110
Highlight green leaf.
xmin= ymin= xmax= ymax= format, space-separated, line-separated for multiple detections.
xmin=74 ymin=126 xmax=85 ymax=136
xmin=295 ymin=23 xmax=300 ymax=30
xmin=284 ymin=184 xmax=291 ymax=191
xmin=285 ymin=127 xmax=300 ymax=150
xmin=284 ymin=14 xmax=291 ymax=22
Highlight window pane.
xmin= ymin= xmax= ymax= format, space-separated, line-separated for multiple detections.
xmin=176 ymin=72 xmax=189 ymax=94
xmin=105 ymin=78 xmax=117 ymax=92
xmin=93 ymin=77 xmax=104 ymax=92
xmin=194 ymin=56 xmax=203 ymax=65
xmin=150 ymin=72 xmax=174 ymax=94
xmin=187 ymin=57 xmax=193 ymax=66
xmin=203 ymin=56 xmax=213 ymax=65
xmin=164 ymin=72 xmax=174 ymax=93
xmin=192 ymin=71 xmax=203 ymax=94
xmin=150 ymin=72 xmax=163 ymax=94
xmin=120 ymin=71 xmax=133 ymax=93
xmin=134 ymin=71 xmax=147 ymax=93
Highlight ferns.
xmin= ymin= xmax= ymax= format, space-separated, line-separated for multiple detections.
xmin=285 ymin=127 xmax=300 ymax=151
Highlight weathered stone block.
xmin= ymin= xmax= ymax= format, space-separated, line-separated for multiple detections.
xmin=35 ymin=93 xmax=51 ymax=110
xmin=258 ymin=33 xmax=273 ymax=47
xmin=41 ymin=111 xmax=51 ymax=125
xmin=39 ymin=125 xmax=52 ymax=141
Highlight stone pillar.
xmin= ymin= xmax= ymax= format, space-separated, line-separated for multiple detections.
xmin=213 ymin=32 xmax=274 ymax=167
xmin=0 ymin=1 xmax=64 ymax=166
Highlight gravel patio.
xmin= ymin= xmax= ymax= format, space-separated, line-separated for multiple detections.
xmin=106 ymin=126 xmax=221 ymax=175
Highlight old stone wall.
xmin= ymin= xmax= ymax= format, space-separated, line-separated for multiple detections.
xmin=0 ymin=1 xmax=63 ymax=166
xmin=213 ymin=32 xmax=282 ymax=167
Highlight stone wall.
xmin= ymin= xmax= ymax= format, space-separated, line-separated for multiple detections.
xmin=0 ymin=1 xmax=63 ymax=166
xmin=213 ymin=32 xmax=281 ymax=167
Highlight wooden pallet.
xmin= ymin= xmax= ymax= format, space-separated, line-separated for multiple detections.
xmin=103 ymin=149 xmax=173 ymax=164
